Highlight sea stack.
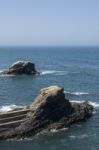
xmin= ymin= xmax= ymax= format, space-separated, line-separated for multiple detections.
xmin=0 ymin=85 xmax=93 ymax=140
xmin=1 ymin=61 xmax=39 ymax=75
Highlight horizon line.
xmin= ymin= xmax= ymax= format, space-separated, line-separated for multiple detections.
xmin=0 ymin=45 xmax=99 ymax=47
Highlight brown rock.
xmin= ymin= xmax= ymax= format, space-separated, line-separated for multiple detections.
xmin=0 ymin=86 xmax=93 ymax=140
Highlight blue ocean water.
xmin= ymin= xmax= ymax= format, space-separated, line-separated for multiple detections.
xmin=0 ymin=46 xmax=99 ymax=150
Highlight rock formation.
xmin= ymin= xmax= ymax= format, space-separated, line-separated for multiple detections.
xmin=0 ymin=61 xmax=39 ymax=75
xmin=0 ymin=86 xmax=93 ymax=140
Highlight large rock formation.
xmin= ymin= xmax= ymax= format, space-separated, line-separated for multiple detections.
xmin=1 ymin=61 xmax=39 ymax=75
xmin=0 ymin=86 xmax=93 ymax=140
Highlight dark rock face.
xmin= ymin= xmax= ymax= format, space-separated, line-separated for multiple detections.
xmin=8 ymin=61 xmax=38 ymax=75
xmin=1 ymin=61 xmax=38 ymax=75
xmin=0 ymin=86 xmax=93 ymax=140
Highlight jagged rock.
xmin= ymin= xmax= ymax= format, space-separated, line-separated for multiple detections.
xmin=0 ymin=86 xmax=93 ymax=140
xmin=1 ymin=61 xmax=39 ymax=75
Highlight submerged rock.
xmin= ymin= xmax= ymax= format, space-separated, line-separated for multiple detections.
xmin=0 ymin=86 xmax=93 ymax=140
xmin=1 ymin=61 xmax=39 ymax=75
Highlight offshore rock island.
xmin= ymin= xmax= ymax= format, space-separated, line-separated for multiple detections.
xmin=0 ymin=61 xmax=39 ymax=75
xmin=0 ymin=85 xmax=93 ymax=140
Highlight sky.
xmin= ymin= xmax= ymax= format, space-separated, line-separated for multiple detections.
xmin=0 ymin=0 xmax=99 ymax=46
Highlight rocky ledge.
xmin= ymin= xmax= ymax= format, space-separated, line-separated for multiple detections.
xmin=1 ymin=61 xmax=39 ymax=75
xmin=0 ymin=86 xmax=93 ymax=140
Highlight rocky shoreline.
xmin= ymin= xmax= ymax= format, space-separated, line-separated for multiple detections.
xmin=0 ymin=85 xmax=93 ymax=140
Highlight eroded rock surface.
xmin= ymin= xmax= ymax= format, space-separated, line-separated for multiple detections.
xmin=0 ymin=86 xmax=93 ymax=140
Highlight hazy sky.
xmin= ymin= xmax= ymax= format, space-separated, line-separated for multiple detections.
xmin=0 ymin=0 xmax=99 ymax=46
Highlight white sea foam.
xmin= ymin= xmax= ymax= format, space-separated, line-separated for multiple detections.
xmin=41 ymin=70 xmax=67 ymax=75
xmin=50 ymin=127 xmax=68 ymax=133
xmin=92 ymin=111 xmax=96 ymax=114
xmin=0 ymin=70 xmax=2 ymax=73
xmin=0 ymin=70 xmax=15 ymax=77
xmin=70 ymin=100 xmax=99 ymax=108
xmin=70 ymin=100 xmax=85 ymax=103
xmin=0 ymin=74 xmax=15 ymax=77
xmin=69 ymin=134 xmax=88 ymax=139
xmin=50 ymin=129 xmax=59 ymax=133
xmin=69 ymin=133 xmax=96 ymax=139
xmin=88 ymin=102 xmax=99 ymax=108
xmin=0 ymin=104 xmax=26 ymax=113
xmin=64 ymin=91 xmax=89 ymax=96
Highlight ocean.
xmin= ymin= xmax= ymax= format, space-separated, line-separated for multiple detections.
xmin=0 ymin=46 xmax=99 ymax=150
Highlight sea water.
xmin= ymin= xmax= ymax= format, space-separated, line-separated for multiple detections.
xmin=0 ymin=46 xmax=99 ymax=150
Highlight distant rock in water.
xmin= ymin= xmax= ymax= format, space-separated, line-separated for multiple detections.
xmin=1 ymin=61 xmax=39 ymax=75
xmin=0 ymin=85 xmax=93 ymax=140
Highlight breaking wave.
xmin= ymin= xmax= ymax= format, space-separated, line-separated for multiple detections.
xmin=70 ymin=100 xmax=99 ymax=108
xmin=50 ymin=127 xmax=68 ymax=133
xmin=64 ymin=91 xmax=89 ymax=96
xmin=0 ymin=70 xmax=15 ymax=77
xmin=69 ymin=133 xmax=96 ymax=139
xmin=0 ymin=104 xmax=26 ymax=113
xmin=0 ymin=74 xmax=15 ymax=77
xmin=41 ymin=70 xmax=68 ymax=75
xmin=0 ymin=70 xmax=3 ymax=74
xmin=88 ymin=101 xmax=99 ymax=108
xmin=69 ymin=134 xmax=89 ymax=139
